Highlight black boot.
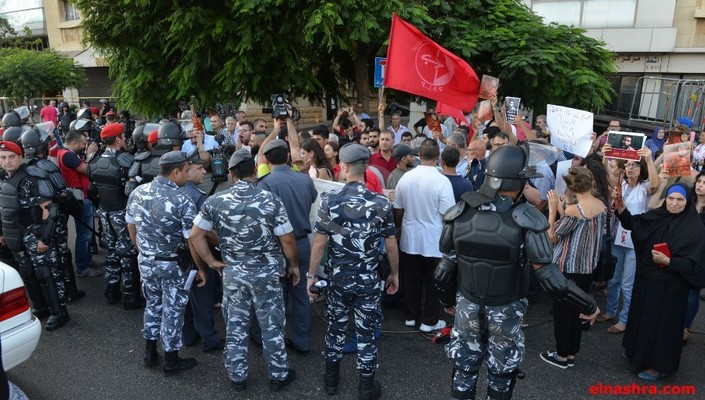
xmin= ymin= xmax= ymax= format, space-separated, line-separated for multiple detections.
xmin=358 ymin=373 xmax=381 ymax=400
xmin=163 ymin=351 xmax=197 ymax=374
xmin=37 ymin=266 xmax=70 ymax=331
xmin=105 ymin=283 xmax=121 ymax=304
xmin=324 ymin=362 xmax=340 ymax=395
xmin=144 ymin=340 xmax=159 ymax=368
xmin=46 ymin=305 xmax=70 ymax=331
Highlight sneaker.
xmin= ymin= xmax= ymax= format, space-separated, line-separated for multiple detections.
xmin=419 ymin=320 xmax=446 ymax=333
xmin=77 ymin=267 xmax=103 ymax=278
xmin=540 ymin=351 xmax=569 ymax=369
xmin=567 ymin=357 xmax=575 ymax=367
xmin=404 ymin=319 xmax=416 ymax=327
xmin=270 ymin=369 xmax=297 ymax=391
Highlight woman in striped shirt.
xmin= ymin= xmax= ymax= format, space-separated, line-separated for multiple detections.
xmin=540 ymin=166 xmax=607 ymax=369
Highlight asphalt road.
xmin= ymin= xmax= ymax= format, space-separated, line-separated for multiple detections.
xmin=6 ymin=232 xmax=705 ymax=400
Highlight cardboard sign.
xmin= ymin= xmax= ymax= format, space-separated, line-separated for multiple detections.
xmin=546 ymin=105 xmax=594 ymax=157
xmin=662 ymin=142 xmax=692 ymax=177
xmin=604 ymin=132 xmax=645 ymax=161
xmin=479 ymin=75 xmax=499 ymax=99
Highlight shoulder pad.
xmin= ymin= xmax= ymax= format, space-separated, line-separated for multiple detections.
xmin=36 ymin=159 xmax=60 ymax=173
xmin=443 ymin=201 xmax=465 ymax=222
xmin=25 ymin=165 xmax=49 ymax=179
xmin=134 ymin=151 xmax=151 ymax=161
xmin=461 ymin=190 xmax=493 ymax=208
xmin=117 ymin=152 xmax=135 ymax=168
xmin=512 ymin=203 xmax=549 ymax=232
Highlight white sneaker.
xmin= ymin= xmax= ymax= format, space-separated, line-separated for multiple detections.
xmin=404 ymin=319 xmax=416 ymax=327
xmin=419 ymin=320 xmax=447 ymax=333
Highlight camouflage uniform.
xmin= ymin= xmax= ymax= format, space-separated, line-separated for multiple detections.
xmin=193 ymin=179 xmax=292 ymax=383
xmin=126 ymin=176 xmax=196 ymax=352
xmin=314 ymin=181 xmax=395 ymax=374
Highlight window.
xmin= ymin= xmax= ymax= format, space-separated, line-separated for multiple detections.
xmin=530 ymin=0 xmax=637 ymax=28
xmin=64 ymin=1 xmax=80 ymax=21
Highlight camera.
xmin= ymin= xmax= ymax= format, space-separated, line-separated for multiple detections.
xmin=210 ymin=144 xmax=236 ymax=183
xmin=263 ymin=94 xmax=301 ymax=122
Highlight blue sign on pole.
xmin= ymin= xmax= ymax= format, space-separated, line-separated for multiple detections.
xmin=374 ymin=57 xmax=386 ymax=88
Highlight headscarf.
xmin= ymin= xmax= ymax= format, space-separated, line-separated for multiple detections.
xmin=644 ymin=127 xmax=665 ymax=160
xmin=628 ymin=183 xmax=705 ymax=286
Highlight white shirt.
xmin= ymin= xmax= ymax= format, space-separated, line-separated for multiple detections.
xmin=393 ymin=165 xmax=455 ymax=258
xmin=388 ymin=125 xmax=410 ymax=144
xmin=181 ymin=134 xmax=219 ymax=153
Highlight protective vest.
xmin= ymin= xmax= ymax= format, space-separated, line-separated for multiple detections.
xmin=453 ymin=204 xmax=529 ymax=305
xmin=0 ymin=167 xmax=40 ymax=252
xmin=34 ymin=159 xmax=66 ymax=192
xmin=88 ymin=151 xmax=129 ymax=211
xmin=140 ymin=147 xmax=170 ymax=184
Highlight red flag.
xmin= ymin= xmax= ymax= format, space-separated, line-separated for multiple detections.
xmin=436 ymin=102 xmax=467 ymax=126
xmin=385 ymin=14 xmax=479 ymax=113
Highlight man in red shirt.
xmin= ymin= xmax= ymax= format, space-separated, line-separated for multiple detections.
xmin=369 ymin=130 xmax=396 ymax=184
xmin=40 ymin=99 xmax=58 ymax=124
xmin=57 ymin=131 xmax=101 ymax=277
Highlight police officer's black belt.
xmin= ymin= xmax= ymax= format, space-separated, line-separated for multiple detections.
xmin=154 ymin=255 xmax=179 ymax=261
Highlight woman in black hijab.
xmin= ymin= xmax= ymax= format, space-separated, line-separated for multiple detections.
xmin=615 ymin=182 xmax=705 ymax=381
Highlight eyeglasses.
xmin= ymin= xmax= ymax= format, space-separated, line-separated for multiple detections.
xmin=608 ymin=125 xmax=620 ymax=128
xmin=624 ymin=163 xmax=640 ymax=169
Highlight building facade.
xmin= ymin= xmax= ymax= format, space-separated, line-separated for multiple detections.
xmin=526 ymin=0 xmax=705 ymax=129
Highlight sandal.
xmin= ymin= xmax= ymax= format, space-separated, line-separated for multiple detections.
xmin=607 ymin=323 xmax=626 ymax=334
xmin=596 ymin=313 xmax=615 ymax=323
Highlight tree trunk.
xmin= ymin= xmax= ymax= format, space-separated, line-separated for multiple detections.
xmin=354 ymin=49 xmax=369 ymax=115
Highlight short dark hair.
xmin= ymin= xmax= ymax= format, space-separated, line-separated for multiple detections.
xmin=104 ymin=136 xmax=118 ymax=146
xmin=231 ymin=159 xmax=255 ymax=179
xmin=65 ymin=130 xmax=85 ymax=145
xmin=419 ymin=138 xmax=440 ymax=161
xmin=312 ymin=125 xmax=330 ymax=138
xmin=441 ymin=146 xmax=460 ymax=168
xmin=369 ymin=127 xmax=381 ymax=135
xmin=240 ymin=121 xmax=254 ymax=131
xmin=401 ymin=131 xmax=412 ymax=140
xmin=160 ymin=161 xmax=187 ymax=177
xmin=484 ymin=126 xmax=501 ymax=140
xmin=266 ymin=147 xmax=289 ymax=165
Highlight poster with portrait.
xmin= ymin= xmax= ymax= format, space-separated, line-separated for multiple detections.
xmin=604 ymin=132 xmax=645 ymax=161
xmin=479 ymin=75 xmax=500 ymax=99
xmin=477 ymin=100 xmax=493 ymax=123
xmin=504 ymin=97 xmax=521 ymax=123
xmin=662 ymin=143 xmax=692 ymax=177
xmin=424 ymin=112 xmax=442 ymax=134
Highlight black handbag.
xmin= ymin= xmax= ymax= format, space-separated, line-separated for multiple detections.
xmin=595 ymin=209 xmax=617 ymax=282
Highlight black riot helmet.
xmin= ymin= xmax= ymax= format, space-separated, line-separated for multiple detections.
xmin=157 ymin=120 xmax=184 ymax=146
xmin=60 ymin=101 xmax=69 ymax=109
xmin=74 ymin=118 xmax=96 ymax=133
xmin=1 ymin=126 xmax=23 ymax=144
xmin=20 ymin=127 xmax=50 ymax=160
xmin=76 ymin=108 xmax=92 ymax=120
xmin=2 ymin=111 xmax=21 ymax=128
xmin=132 ymin=123 xmax=147 ymax=145
xmin=482 ymin=143 xmax=542 ymax=193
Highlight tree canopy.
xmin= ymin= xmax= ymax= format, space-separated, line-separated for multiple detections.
xmin=74 ymin=0 xmax=615 ymax=116
xmin=0 ymin=16 xmax=85 ymax=99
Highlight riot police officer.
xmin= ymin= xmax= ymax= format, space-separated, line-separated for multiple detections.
xmin=126 ymin=120 xmax=184 ymax=194
xmin=0 ymin=141 xmax=69 ymax=330
xmin=21 ymin=127 xmax=85 ymax=303
xmin=87 ymin=123 xmax=141 ymax=309
xmin=436 ymin=144 xmax=600 ymax=400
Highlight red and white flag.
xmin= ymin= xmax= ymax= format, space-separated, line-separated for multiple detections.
xmin=385 ymin=14 xmax=479 ymax=113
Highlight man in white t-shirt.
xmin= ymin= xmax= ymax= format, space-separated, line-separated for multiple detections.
xmin=387 ymin=113 xmax=409 ymax=144
xmin=393 ymin=138 xmax=455 ymax=333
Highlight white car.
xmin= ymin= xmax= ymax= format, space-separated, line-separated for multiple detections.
xmin=0 ymin=261 xmax=41 ymax=370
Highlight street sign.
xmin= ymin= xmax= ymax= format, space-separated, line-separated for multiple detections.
xmin=374 ymin=57 xmax=386 ymax=88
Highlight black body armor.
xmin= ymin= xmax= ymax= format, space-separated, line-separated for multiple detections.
xmin=0 ymin=167 xmax=41 ymax=251
xmin=88 ymin=150 xmax=133 ymax=211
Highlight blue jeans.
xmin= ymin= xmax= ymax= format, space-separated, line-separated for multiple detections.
xmin=685 ymin=288 xmax=701 ymax=329
xmin=74 ymin=198 xmax=94 ymax=273
xmin=606 ymin=244 xmax=636 ymax=325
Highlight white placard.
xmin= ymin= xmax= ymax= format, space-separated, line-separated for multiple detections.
xmin=546 ymin=105 xmax=594 ymax=157
xmin=553 ymin=160 xmax=572 ymax=198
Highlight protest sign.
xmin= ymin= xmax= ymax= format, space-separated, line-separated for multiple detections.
xmin=479 ymin=75 xmax=499 ymax=99
xmin=505 ymin=97 xmax=521 ymax=123
xmin=546 ymin=105 xmax=594 ymax=157
xmin=604 ymin=132 xmax=645 ymax=161
xmin=662 ymin=142 xmax=692 ymax=177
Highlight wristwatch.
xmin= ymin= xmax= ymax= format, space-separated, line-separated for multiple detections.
xmin=306 ymin=273 xmax=315 ymax=279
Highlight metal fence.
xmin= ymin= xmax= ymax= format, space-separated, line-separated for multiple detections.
xmin=628 ymin=76 xmax=705 ymax=131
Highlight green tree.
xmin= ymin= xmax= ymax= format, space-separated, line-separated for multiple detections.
xmin=74 ymin=0 xmax=614 ymax=116
xmin=0 ymin=48 xmax=85 ymax=99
